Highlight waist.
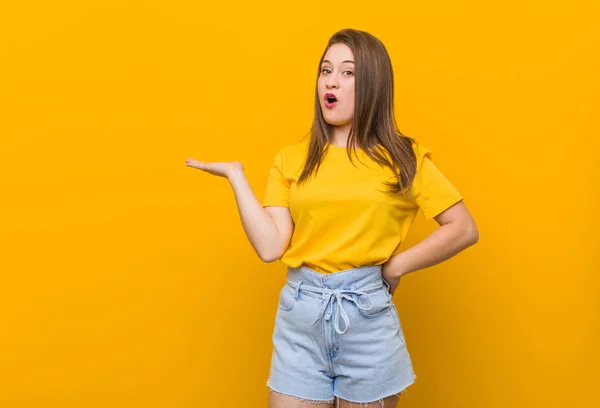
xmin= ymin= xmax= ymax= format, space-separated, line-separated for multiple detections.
xmin=286 ymin=264 xmax=386 ymax=291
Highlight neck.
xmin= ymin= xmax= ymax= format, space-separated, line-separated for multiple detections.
xmin=331 ymin=123 xmax=352 ymax=147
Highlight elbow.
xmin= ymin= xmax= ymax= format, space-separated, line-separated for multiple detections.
xmin=466 ymin=223 xmax=479 ymax=246
xmin=258 ymin=236 xmax=289 ymax=263
xmin=258 ymin=248 xmax=282 ymax=263
xmin=260 ymin=254 xmax=280 ymax=263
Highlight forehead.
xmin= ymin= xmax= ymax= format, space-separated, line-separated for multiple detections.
xmin=323 ymin=43 xmax=354 ymax=64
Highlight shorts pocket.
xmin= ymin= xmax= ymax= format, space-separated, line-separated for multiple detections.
xmin=278 ymin=283 xmax=297 ymax=312
xmin=357 ymin=287 xmax=393 ymax=320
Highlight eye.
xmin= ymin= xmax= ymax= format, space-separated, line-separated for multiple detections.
xmin=321 ymin=68 xmax=331 ymax=74
xmin=344 ymin=70 xmax=354 ymax=76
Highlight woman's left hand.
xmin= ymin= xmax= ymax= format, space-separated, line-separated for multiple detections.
xmin=381 ymin=262 xmax=404 ymax=297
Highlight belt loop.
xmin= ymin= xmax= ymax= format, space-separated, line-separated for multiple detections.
xmin=294 ymin=280 xmax=303 ymax=299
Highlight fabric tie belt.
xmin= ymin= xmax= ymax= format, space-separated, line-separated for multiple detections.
xmin=286 ymin=280 xmax=383 ymax=335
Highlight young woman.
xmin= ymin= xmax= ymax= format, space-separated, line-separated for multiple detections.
xmin=187 ymin=28 xmax=479 ymax=408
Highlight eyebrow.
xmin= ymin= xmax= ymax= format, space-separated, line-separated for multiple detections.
xmin=322 ymin=59 xmax=354 ymax=64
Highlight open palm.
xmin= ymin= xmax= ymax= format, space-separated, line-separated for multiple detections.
xmin=186 ymin=159 xmax=244 ymax=179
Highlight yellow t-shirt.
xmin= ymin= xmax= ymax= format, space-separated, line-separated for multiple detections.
xmin=262 ymin=139 xmax=463 ymax=273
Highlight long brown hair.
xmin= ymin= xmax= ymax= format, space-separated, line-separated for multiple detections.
xmin=297 ymin=28 xmax=417 ymax=196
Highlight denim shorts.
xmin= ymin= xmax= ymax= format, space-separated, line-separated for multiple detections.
xmin=267 ymin=264 xmax=416 ymax=404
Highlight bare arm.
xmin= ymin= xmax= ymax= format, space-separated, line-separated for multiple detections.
xmin=382 ymin=200 xmax=479 ymax=295
xmin=228 ymin=169 xmax=293 ymax=262
xmin=186 ymin=158 xmax=293 ymax=262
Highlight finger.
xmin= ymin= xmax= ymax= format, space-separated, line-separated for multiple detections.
xmin=186 ymin=159 xmax=209 ymax=170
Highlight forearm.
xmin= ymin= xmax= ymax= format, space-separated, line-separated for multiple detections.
xmin=227 ymin=170 xmax=281 ymax=262
xmin=386 ymin=223 xmax=478 ymax=278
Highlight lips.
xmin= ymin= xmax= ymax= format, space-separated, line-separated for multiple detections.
xmin=324 ymin=93 xmax=338 ymax=108
xmin=324 ymin=93 xmax=337 ymax=103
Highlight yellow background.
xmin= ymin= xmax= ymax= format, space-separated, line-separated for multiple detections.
xmin=1 ymin=1 xmax=598 ymax=407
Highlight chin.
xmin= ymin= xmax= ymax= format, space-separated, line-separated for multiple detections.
xmin=324 ymin=119 xmax=350 ymax=126
xmin=322 ymin=115 xmax=350 ymax=126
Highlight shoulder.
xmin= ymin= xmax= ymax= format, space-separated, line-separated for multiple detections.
xmin=376 ymin=138 xmax=432 ymax=162
xmin=275 ymin=138 xmax=310 ymax=163
xmin=410 ymin=140 xmax=432 ymax=162
xmin=279 ymin=138 xmax=310 ymax=156
xmin=269 ymin=138 xmax=310 ymax=171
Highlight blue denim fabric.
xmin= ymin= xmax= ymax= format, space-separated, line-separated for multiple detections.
xmin=267 ymin=264 xmax=416 ymax=403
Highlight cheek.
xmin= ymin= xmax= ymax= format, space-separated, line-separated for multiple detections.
xmin=348 ymin=93 xmax=355 ymax=110
xmin=345 ymin=95 xmax=354 ymax=111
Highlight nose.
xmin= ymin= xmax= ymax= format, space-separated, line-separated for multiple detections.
xmin=325 ymin=74 xmax=339 ymax=89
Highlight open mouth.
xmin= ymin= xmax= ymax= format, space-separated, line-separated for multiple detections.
xmin=324 ymin=93 xmax=338 ymax=107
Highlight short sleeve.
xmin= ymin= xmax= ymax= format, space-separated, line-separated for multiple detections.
xmin=411 ymin=143 xmax=464 ymax=220
xmin=262 ymin=149 xmax=290 ymax=208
